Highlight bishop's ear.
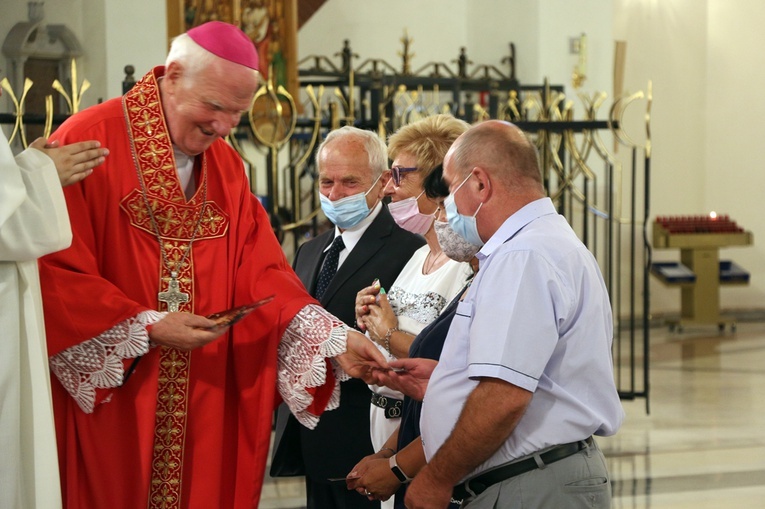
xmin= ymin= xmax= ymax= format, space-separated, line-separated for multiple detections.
xmin=164 ymin=61 xmax=185 ymax=87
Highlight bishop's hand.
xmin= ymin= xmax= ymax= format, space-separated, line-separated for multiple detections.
xmin=335 ymin=330 xmax=389 ymax=383
xmin=149 ymin=312 xmax=227 ymax=351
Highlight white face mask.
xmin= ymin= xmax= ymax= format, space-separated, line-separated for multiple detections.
xmin=434 ymin=219 xmax=481 ymax=262
xmin=388 ymin=191 xmax=434 ymax=235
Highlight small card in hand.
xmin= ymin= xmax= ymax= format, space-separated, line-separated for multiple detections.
xmin=204 ymin=295 xmax=275 ymax=330
xmin=327 ymin=476 xmax=360 ymax=482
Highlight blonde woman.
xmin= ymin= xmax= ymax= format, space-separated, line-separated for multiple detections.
xmin=353 ymin=115 xmax=474 ymax=508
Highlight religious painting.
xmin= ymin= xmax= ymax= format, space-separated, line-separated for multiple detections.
xmin=166 ymin=0 xmax=298 ymax=97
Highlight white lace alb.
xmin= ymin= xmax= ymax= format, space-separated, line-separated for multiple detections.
xmin=277 ymin=304 xmax=350 ymax=428
xmin=49 ymin=310 xmax=165 ymax=413
xmin=50 ymin=304 xmax=350 ymax=425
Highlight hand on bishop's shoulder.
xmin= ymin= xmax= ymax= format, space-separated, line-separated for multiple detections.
xmin=149 ymin=312 xmax=226 ymax=351
xmin=335 ymin=330 xmax=390 ymax=383
xmin=30 ymin=137 xmax=109 ymax=187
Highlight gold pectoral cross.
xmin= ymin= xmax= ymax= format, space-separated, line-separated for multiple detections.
xmin=158 ymin=272 xmax=189 ymax=312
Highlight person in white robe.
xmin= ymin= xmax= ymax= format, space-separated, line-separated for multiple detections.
xmin=0 ymin=126 xmax=108 ymax=509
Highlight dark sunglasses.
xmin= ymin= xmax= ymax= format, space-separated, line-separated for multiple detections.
xmin=390 ymin=166 xmax=418 ymax=187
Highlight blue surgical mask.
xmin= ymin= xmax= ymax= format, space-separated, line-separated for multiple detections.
xmin=320 ymin=174 xmax=382 ymax=229
xmin=444 ymin=172 xmax=484 ymax=247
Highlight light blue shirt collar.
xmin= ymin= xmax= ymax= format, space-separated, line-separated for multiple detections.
xmin=476 ymin=197 xmax=557 ymax=264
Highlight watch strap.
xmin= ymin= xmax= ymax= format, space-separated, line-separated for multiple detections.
xmin=389 ymin=454 xmax=412 ymax=484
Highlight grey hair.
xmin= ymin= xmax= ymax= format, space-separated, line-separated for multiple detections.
xmin=316 ymin=126 xmax=388 ymax=179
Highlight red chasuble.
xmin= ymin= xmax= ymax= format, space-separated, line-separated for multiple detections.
xmin=39 ymin=67 xmax=335 ymax=509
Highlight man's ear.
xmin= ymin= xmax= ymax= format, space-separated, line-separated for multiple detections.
xmin=378 ymin=171 xmax=392 ymax=198
xmin=472 ymin=166 xmax=492 ymax=201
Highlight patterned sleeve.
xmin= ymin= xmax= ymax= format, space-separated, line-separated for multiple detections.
xmin=49 ymin=310 xmax=165 ymax=413
xmin=277 ymin=304 xmax=350 ymax=428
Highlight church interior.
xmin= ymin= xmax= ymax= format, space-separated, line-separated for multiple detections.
xmin=2 ymin=1 xmax=764 ymax=507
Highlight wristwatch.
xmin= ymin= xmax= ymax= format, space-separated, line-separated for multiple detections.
xmin=389 ymin=454 xmax=413 ymax=484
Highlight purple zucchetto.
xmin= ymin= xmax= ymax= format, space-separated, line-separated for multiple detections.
xmin=187 ymin=21 xmax=259 ymax=70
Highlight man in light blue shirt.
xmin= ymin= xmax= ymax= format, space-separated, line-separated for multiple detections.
xmin=391 ymin=120 xmax=624 ymax=509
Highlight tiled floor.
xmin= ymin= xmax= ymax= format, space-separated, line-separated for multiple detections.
xmin=605 ymin=320 xmax=765 ymax=508
xmin=260 ymin=321 xmax=765 ymax=508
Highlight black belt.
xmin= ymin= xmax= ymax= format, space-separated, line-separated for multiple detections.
xmin=370 ymin=393 xmax=403 ymax=419
xmin=452 ymin=437 xmax=594 ymax=501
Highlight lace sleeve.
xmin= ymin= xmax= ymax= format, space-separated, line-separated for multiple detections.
xmin=277 ymin=304 xmax=350 ymax=428
xmin=49 ymin=310 xmax=166 ymax=413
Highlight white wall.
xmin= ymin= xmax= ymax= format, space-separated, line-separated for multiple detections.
xmin=466 ymin=0 xmax=541 ymax=82
xmin=299 ymin=0 xmax=468 ymax=75
xmin=300 ymin=0 xmax=612 ymax=101
xmin=538 ymin=0 xmax=613 ymax=102
xmin=80 ymin=0 xmax=107 ymax=104
xmin=101 ymin=0 xmax=166 ymax=100
xmin=704 ymin=0 xmax=765 ymax=312
xmin=613 ymin=0 xmax=709 ymax=313
xmin=613 ymin=0 xmax=764 ymax=314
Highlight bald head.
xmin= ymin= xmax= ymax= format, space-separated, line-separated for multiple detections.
xmin=449 ymin=120 xmax=544 ymax=194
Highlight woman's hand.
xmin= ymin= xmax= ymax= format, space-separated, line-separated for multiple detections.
xmin=361 ymin=291 xmax=399 ymax=345
xmin=354 ymin=281 xmax=382 ymax=331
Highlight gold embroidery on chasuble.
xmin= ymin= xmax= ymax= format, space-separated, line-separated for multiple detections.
xmin=121 ymin=69 xmax=228 ymax=509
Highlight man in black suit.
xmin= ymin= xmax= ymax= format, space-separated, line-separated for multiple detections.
xmin=273 ymin=126 xmax=424 ymax=509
